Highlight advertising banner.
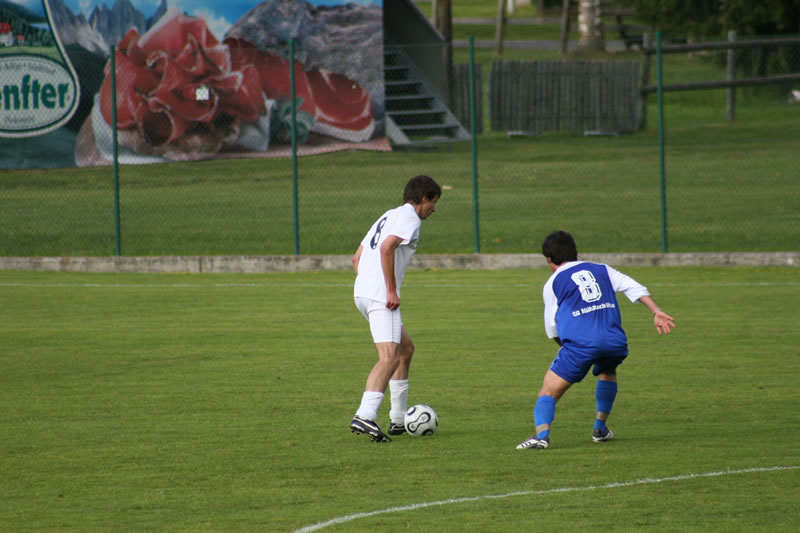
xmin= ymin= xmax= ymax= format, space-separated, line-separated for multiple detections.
xmin=0 ymin=0 xmax=387 ymax=168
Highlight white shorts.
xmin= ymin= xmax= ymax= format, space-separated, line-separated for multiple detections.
xmin=355 ymin=297 xmax=403 ymax=344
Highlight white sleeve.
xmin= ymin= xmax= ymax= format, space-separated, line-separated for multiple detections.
xmin=606 ymin=265 xmax=650 ymax=303
xmin=542 ymin=277 xmax=559 ymax=339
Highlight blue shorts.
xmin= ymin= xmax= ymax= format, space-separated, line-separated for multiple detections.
xmin=549 ymin=345 xmax=627 ymax=384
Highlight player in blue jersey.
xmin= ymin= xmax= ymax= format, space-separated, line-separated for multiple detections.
xmin=349 ymin=175 xmax=441 ymax=443
xmin=517 ymin=230 xmax=675 ymax=450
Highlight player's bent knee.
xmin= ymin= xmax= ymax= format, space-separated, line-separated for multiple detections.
xmin=402 ymin=344 xmax=415 ymax=360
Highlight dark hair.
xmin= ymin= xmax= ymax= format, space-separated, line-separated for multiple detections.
xmin=541 ymin=230 xmax=578 ymax=265
xmin=403 ymin=175 xmax=441 ymax=204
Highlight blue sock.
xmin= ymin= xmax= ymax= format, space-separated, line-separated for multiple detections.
xmin=533 ymin=395 xmax=556 ymax=439
xmin=594 ymin=380 xmax=618 ymax=431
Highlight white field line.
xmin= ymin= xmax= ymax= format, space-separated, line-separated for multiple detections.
xmin=0 ymin=282 xmax=353 ymax=289
xmin=292 ymin=465 xmax=799 ymax=533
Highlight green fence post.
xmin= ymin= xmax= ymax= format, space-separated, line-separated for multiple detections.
xmin=290 ymin=39 xmax=300 ymax=255
xmin=111 ymin=45 xmax=121 ymax=256
xmin=656 ymin=31 xmax=668 ymax=253
xmin=468 ymin=36 xmax=480 ymax=254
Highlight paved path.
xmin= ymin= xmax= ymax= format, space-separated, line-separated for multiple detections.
xmin=453 ymin=39 xmax=628 ymax=52
xmin=453 ymin=17 xmax=564 ymax=25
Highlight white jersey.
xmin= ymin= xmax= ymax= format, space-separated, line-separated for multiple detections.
xmin=354 ymin=203 xmax=421 ymax=303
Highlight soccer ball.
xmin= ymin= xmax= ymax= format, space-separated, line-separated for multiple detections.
xmin=404 ymin=404 xmax=438 ymax=437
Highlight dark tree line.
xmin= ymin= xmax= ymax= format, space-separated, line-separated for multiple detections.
xmin=619 ymin=0 xmax=800 ymax=75
xmin=619 ymin=0 xmax=800 ymax=37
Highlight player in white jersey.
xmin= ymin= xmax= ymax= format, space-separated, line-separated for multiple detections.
xmin=517 ymin=230 xmax=675 ymax=450
xmin=350 ymin=175 xmax=441 ymax=443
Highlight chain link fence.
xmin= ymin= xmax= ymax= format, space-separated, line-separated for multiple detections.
xmin=1 ymin=36 xmax=798 ymax=256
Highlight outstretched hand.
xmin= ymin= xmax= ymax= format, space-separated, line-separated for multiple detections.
xmin=653 ymin=310 xmax=675 ymax=335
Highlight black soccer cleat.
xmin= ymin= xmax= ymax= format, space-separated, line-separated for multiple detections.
xmin=350 ymin=416 xmax=392 ymax=443
xmin=592 ymin=427 xmax=614 ymax=442
xmin=388 ymin=421 xmax=407 ymax=436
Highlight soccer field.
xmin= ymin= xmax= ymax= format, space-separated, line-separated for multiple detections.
xmin=1 ymin=267 xmax=798 ymax=532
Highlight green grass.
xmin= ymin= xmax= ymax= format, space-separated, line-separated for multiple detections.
xmin=1 ymin=266 xmax=798 ymax=531
xmin=1 ymin=98 xmax=798 ymax=256
xmin=1 ymin=20 xmax=798 ymax=256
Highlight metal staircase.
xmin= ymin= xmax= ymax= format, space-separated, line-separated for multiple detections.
xmin=383 ymin=44 xmax=470 ymax=145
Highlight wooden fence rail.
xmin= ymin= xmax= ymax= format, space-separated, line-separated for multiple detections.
xmin=639 ymin=33 xmax=800 ymax=128
xmin=642 ymin=36 xmax=800 ymax=55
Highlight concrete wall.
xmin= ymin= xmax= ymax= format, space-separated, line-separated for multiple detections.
xmin=0 ymin=252 xmax=796 ymax=273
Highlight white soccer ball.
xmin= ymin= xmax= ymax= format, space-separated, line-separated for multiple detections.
xmin=404 ymin=404 xmax=438 ymax=437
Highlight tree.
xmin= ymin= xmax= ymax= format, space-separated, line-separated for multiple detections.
xmin=719 ymin=0 xmax=800 ymax=35
xmin=621 ymin=0 xmax=800 ymax=73
xmin=436 ymin=0 xmax=454 ymax=107
xmin=577 ymin=0 xmax=606 ymax=51
xmin=619 ymin=0 xmax=800 ymax=37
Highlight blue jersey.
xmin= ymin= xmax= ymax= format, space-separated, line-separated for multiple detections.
xmin=543 ymin=261 xmax=650 ymax=359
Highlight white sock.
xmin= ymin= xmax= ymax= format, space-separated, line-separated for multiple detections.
xmin=389 ymin=379 xmax=409 ymax=424
xmin=355 ymin=391 xmax=384 ymax=421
